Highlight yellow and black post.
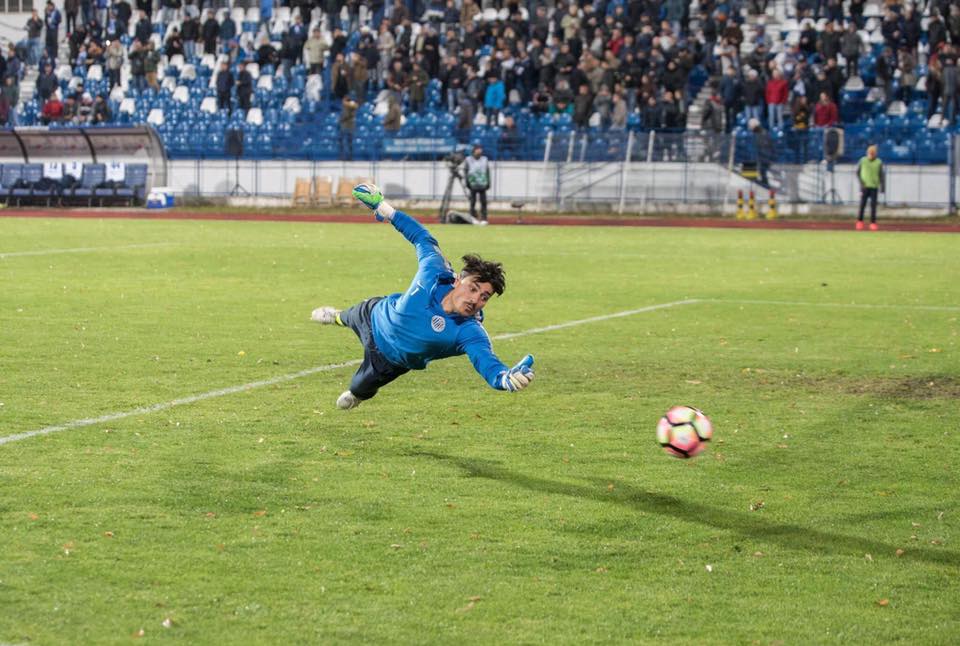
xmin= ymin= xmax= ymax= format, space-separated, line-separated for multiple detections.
xmin=736 ymin=190 xmax=745 ymax=219
xmin=765 ymin=189 xmax=778 ymax=220
xmin=747 ymin=190 xmax=757 ymax=219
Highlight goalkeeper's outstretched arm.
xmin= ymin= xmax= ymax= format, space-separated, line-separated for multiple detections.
xmin=353 ymin=183 xmax=448 ymax=272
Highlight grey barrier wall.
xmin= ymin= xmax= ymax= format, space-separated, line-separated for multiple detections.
xmin=166 ymin=158 xmax=955 ymax=214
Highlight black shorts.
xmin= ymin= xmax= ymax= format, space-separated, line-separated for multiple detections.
xmin=338 ymin=297 xmax=409 ymax=400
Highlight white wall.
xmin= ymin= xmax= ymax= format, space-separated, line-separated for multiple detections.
xmin=166 ymin=159 xmax=955 ymax=209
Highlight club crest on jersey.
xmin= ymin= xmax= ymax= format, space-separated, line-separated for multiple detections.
xmin=431 ymin=315 xmax=446 ymax=332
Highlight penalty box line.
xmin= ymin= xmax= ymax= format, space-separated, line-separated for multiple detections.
xmin=0 ymin=299 xmax=697 ymax=447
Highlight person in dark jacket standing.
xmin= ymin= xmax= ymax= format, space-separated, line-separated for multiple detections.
xmin=749 ymin=118 xmax=774 ymax=188
xmin=236 ymin=60 xmax=253 ymax=111
xmin=719 ymin=66 xmax=741 ymax=133
xmin=202 ymin=9 xmax=219 ymax=55
xmin=134 ymin=9 xmax=152 ymax=45
xmin=44 ymin=1 xmax=61 ymax=61
xmin=25 ymin=9 xmax=44 ymax=65
xmin=216 ymin=60 xmax=233 ymax=111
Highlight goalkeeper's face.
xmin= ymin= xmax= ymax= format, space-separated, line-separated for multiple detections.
xmin=448 ymin=275 xmax=494 ymax=317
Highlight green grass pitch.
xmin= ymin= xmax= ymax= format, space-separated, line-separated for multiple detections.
xmin=1 ymin=216 xmax=958 ymax=644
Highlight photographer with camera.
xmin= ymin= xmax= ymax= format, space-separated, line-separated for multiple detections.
xmin=464 ymin=144 xmax=490 ymax=223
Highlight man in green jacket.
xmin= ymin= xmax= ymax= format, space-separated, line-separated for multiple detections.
xmin=856 ymin=144 xmax=884 ymax=230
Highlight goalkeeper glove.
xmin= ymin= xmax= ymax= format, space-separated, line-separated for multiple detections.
xmin=352 ymin=183 xmax=396 ymax=221
xmin=500 ymin=354 xmax=535 ymax=392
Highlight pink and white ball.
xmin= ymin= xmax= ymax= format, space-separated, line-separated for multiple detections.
xmin=656 ymin=406 xmax=713 ymax=459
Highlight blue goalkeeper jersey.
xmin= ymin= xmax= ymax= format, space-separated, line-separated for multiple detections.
xmin=370 ymin=211 xmax=511 ymax=389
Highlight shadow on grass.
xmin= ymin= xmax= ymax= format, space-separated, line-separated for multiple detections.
xmin=413 ymin=451 xmax=959 ymax=568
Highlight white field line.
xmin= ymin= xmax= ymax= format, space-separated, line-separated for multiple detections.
xmin=701 ymin=298 xmax=960 ymax=312
xmin=0 ymin=242 xmax=172 ymax=259
xmin=0 ymin=299 xmax=698 ymax=447
xmin=493 ymin=299 xmax=700 ymax=340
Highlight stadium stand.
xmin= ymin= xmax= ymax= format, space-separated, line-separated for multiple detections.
xmin=0 ymin=1 xmax=953 ymax=170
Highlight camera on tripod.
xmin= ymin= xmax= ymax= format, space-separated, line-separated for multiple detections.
xmin=439 ymin=151 xmax=484 ymax=225
xmin=444 ymin=151 xmax=465 ymax=176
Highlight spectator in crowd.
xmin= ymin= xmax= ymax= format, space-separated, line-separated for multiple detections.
xmin=3 ymin=75 xmax=19 ymax=126
xmin=0 ymin=85 xmax=9 ymax=127
xmin=841 ymin=22 xmax=862 ymax=78
xmin=856 ymin=144 xmax=884 ymax=231
xmin=642 ymin=94 xmax=661 ymax=129
xmin=720 ymin=66 xmax=740 ymax=133
xmin=280 ymin=28 xmax=299 ymax=79
xmin=219 ymin=10 xmax=237 ymax=47
xmin=483 ymin=73 xmax=505 ymax=125
xmin=68 ymin=22 xmax=87 ymax=64
xmin=610 ymin=91 xmax=627 ymax=130
xmin=408 ymin=62 xmax=428 ymax=113
xmin=876 ymin=46 xmax=896 ymax=104
xmin=339 ymin=95 xmax=357 ymax=160
xmin=813 ymin=91 xmax=839 ymax=127
xmin=236 ymin=60 xmax=253 ymax=112
xmin=216 ymin=60 xmax=233 ymax=111
xmin=349 ymin=51 xmax=368 ymax=103
xmin=165 ymin=26 xmax=184 ymax=59
xmin=257 ymin=36 xmax=278 ymax=68
xmin=134 ymin=9 xmax=151 ymax=46
xmin=661 ymin=91 xmax=684 ymax=129
xmin=36 ymin=63 xmax=58 ymax=102
xmin=181 ymin=12 xmax=198 ymax=60
xmin=45 ymin=1 xmax=61 ymax=61
xmin=331 ymin=52 xmax=350 ymax=100
xmin=26 ymin=9 xmax=44 ymax=66
xmin=304 ymin=27 xmax=327 ymax=75
xmin=202 ymin=10 xmax=218 ymax=56
xmin=376 ymin=21 xmax=395 ymax=89
xmin=40 ymin=90 xmax=64 ymax=124
xmin=573 ymin=83 xmax=593 ymax=128
xmin=742 ymin=68 xmax=764 ymax=124
xmin=384 ymin=95 xmax=402 ymax=132
xmin=93 ymin=93 xmax=111 ymax=123
xmin=748 ymin=117 xmax=773 ymax=188
xmin=106 ymin=38 xmax=123 ymax=90
xmin=765 ymin=68 xmax=788 ymax=131
xmin=439 ymin=55 xmax=461 ymax=113
xmin=943 ymin=48 xmax=958 ymax=123
xmin=128 ymin=40 xmax=145 ymax=90
xmin=65 ymin=0 xmax=79 ymax=34
xmin=898 ymin=47 xmax=918 ymax=103
xmin=464 ymin=143 xmax=490 ymax=223
xmin=143 ymin=41 xmax=160 ymax=90
xmin=791 ymin=94 xmax=810 ymax=162
xmin=701 ymin=85 xmax=724 ymax=135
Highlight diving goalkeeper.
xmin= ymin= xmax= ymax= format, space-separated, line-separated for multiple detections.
xmin=311 ymin=183 xmax=535 ymax=410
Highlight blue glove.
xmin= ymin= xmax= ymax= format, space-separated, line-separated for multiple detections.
xmin=500 ymin=354 xmax=535 ymax=392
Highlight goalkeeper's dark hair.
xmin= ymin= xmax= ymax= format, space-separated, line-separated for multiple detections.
xmin=460 ymin=254 xmax=505 ymax=296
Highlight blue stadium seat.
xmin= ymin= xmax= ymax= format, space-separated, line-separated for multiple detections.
xmin=11 ymin=164 xmax=42 ymax=205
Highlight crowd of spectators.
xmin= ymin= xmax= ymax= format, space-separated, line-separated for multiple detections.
xmin=4 ymin=0 xmax=960 ymax=147
xmin=708 ymin=0 xmax=960 ymax=140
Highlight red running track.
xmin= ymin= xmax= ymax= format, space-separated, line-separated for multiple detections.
xmin=3 ymin=208 xmax=960 ymax=233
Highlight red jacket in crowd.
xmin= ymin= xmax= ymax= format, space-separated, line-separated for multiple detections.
xmin=764 ymin=78 xmax=789 ymax=105
xmin=814 ymin=99 xmax=839 ymax=126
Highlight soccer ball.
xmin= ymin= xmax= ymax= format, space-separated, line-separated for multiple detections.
xmin=656 ymin=406 xmax=713 ymax=459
